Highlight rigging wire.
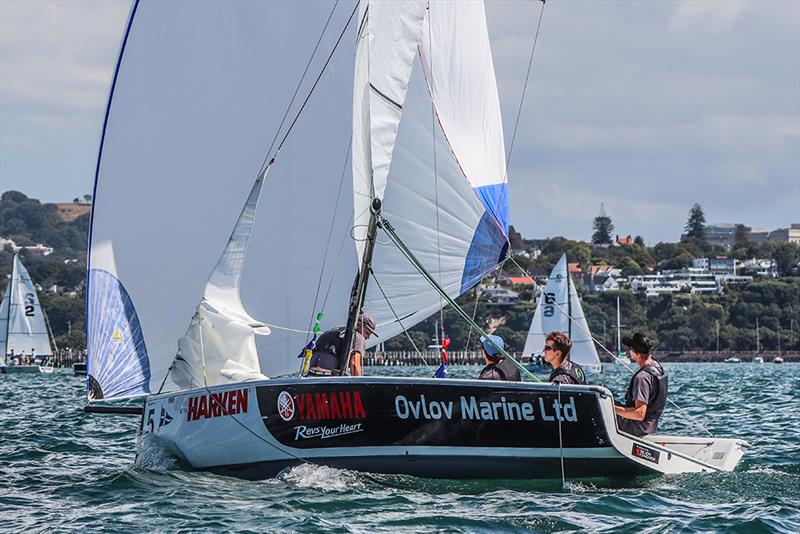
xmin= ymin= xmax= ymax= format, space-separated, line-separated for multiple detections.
xmin=505 ymin=254 xmax=715 ymax=437
xmin=505 ymin=0 xmax=546 ymax=171
xmin=305 ymin=138 xmax=352 ymax=343
xmin=370 ymin=270 xmax=432 ymax=367
xmin=464 ymin=288 xmax=481 ymax=352
xmin=259 ymin=0 xmax=342 ymax=172
xmin=273 ymin=1 xmax=359 ymax=158
xmin=379 ymin=217 xmax=541 ymax=382
xmin=426 ymin=2 xmax=446 ymax=347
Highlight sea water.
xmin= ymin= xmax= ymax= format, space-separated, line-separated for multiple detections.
xmin=1 ymin=363 xmax=798 ymax=533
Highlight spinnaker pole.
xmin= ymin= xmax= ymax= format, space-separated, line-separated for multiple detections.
xmin=340 ymin=197 xmax=382 ymax=374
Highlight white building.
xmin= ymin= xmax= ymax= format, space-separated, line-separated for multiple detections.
xmin=629 ymin=270 xmax=721 ymax=297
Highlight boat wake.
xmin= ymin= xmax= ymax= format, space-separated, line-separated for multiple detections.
xmin=134 ymin=433 xmax=177 ymax=472
xmin=277 ymin=463 xmax=365 ymax=492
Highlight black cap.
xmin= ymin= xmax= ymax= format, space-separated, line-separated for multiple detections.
xmin=622 ymin=333 xmax=653 ymax=355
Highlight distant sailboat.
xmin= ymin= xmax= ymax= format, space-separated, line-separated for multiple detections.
xmin=523 ymin=253 xmax=602 ymax=372
xmin=0 ymin=255 xmax=55 ymax=374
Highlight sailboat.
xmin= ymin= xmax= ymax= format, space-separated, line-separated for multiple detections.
xmin=523 ymin=254 xmax=602 ymax=373
xmin=86 ymin=0 xmax=747 ymax=480
xmin=1 ymin=255 xmax=55 ymax=374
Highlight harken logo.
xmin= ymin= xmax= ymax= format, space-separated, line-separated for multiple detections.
xmin=278 ymin=391 xmax=295 ymax=421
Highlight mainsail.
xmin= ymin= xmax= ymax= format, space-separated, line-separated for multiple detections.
xmin=0 ymin=255 xmax=53 ymax=358
xmin=523 ymin=253 xmax=602 ymax=372
xmin=87 ymin=0 xmax=509 ymax=401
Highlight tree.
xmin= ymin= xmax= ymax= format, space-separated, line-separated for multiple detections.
xmin=734 ymin=224 xmax=751 ymax=249
xmin=73 ymin=197 xmax=80 ymax=204
xmin=83 ymin=194 xmax=93 ymax=204
xmin=591 ymin=203 xmax=614 ymax=246
xmin=684 ymin=203 xmax=706 ymax=241
xmin=634 ymin=235 xmax=645 ymax=246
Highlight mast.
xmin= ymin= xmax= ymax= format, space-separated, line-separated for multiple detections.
xmin=756 ymin=317 xmax=760 ymax=353
xmin=616 ymin=296 xmax=622 ymax=357
xmin=340 ymin=197 xmax=382 ymax=374
xmin=566 ymin=260 xmax=572 ymax=339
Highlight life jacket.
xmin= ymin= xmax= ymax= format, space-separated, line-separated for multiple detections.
xmin=624 ymin=361 xmax=668 ymax=423
xmin=548 ymin=359 xmax=586 ymax=385
xmin=311 ymin=328 xmax=346 ymax=369
xmin=479 ymin=358 xmax=521 ymax=381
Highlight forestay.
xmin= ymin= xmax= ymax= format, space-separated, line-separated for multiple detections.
xmin=87 ymin=0 xmax=510 ymax=401
xmin=523 ymin=253 xmax=601 ymax=372
xmin=0 ymin=255 xmax=52 ymax=358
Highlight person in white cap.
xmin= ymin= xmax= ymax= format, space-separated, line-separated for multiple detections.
xmin=477 ymin=335 xmax=521 ymax=381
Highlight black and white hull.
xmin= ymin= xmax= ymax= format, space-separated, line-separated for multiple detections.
xmin=141 ymin=377 xmax=747 ymax=480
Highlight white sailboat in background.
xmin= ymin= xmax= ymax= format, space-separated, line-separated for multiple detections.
xmin=84 ymin=0 xmax=747 ymax=480
xmin=523 ymin=253 xmax=602 ymax=372
xmin=1 ymin=255 xmax=55 ymax=374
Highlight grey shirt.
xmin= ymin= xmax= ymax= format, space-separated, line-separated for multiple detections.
xmin=617 ymin=371 xmax=659 ymax=436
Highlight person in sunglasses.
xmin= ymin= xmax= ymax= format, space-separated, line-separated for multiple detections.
xmin=543 ymin=331 xmax=586 ymax=385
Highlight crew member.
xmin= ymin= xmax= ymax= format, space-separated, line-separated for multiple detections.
xmin=543 ymin=331 xmax=586 ymax=385
xmin=477 ymin=335 xmax=521 ymax=381
xmin=614 ymin=333 xmax=668 ymax=437
xmin=307 ymin=312 xmax=377 ymax=377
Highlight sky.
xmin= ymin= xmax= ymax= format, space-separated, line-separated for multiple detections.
xmin=0 ymin=0 xmax=798 ymax=245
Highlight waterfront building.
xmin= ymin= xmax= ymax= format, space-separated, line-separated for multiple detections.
xmin=768 ymin=223 xmax=800 ymax=244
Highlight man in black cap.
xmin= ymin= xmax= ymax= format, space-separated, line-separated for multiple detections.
xmin=308 ymin=312 xmax=376 ymax=377
xmin=614 ymin=333 xmax=668 ymax=437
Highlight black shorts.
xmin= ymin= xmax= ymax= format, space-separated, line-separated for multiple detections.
xmin=309 ymin=351 xmax=338 ymax=370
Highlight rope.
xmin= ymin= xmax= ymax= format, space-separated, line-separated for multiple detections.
xmin=505 ymin=254 xmax=715 ymax=437
xmin=370 ymin=270 xmax=431 ymax=367
xmin=379 ymin=217 xmax=541 ymax=382
xmin=506 ymin=0 xmax=546 ymax=171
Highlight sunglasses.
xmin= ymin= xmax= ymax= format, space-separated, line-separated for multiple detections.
xmin=543 ymin=345 xmax=556 ymax=352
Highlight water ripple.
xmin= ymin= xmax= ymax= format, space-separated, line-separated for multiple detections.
xmin=1 ymin=364 xmax=799 ymax=533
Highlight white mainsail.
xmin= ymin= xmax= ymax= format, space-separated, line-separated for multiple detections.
xmin=0 ymin=255 xmax=53 ymax=358
xmin=87 ymin=0 xmax=510 ymax=400
xmin=523 ymin=253 xmax=601 ymax=372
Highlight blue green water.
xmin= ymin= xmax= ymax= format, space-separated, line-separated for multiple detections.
xmin=2 ymin=363 xmax=798 ymax=533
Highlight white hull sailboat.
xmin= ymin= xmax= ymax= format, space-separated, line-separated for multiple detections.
xmin=86 ymin=0 xmax=747 ymax=481
xmin=523 ymin=253 xmax=602 ymax=373
xmin=0 ymin=255 xmax=55 ymax=374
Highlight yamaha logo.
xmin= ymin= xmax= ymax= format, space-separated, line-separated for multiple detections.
xmin=278 ymin=391 xmax=295 ymax=421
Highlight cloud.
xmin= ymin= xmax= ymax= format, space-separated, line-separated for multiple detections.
xmin=669 ymin=0 xmax=749 ymax=34
xmin=0 ymin=0 xmax=797 ymax=243
xmin=0 ymin=1 xmax=130 ymax=130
